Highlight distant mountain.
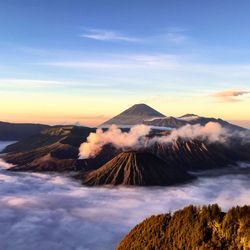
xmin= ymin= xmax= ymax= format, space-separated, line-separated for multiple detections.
xmin=187 ymin=116 xmax=245 ymax=131
xmin=1 ymin=104 xmax=246 ymax=142
xmin=179 ymin=113 xmax=198 ymax=118
xmin=100 ymin=103 xmax=246 ymax=131
xmin=100 ymin=103 xmax=165 ymax=126
xmin=178 ymin=113 xmax=200 ymax=121
xmin=78 ymin=151 xmax=194 ymax=186
xmin=0 ymin=121 xmax=50 ymax=140
xmin=116 ymin=205 xmax=250 ymax=250
xmin=143 ymin=116 xmax=186 ymax=128
xmin=144 ymin=114 xmax=246 ymax=131
xmin=4 ymin=126 xmax=118 ymax=172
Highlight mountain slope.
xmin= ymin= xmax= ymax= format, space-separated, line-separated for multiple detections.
xmin=143 ymin=116 xmax=186 ymax=128
xmin=78 ymin=151 xmax=194 ymax=186
xmin=148 ymin=139 xmax=237 ymax=171
xmin=0 ymin=121 xmax=50 ymax=140
xmin=100 ymin=103 xmax=246 ymax=131
xmin=188 ymin=116 xmax=245 ymax=131
xmin=100 ymin=103 xmax=165 ymax=126
xmin=116 ymin=205 xmax=250 ymax=250
xmin=3 ymin=126 xmax=116 ymax=172
xmin=145 ymin=114 xmax=246 ymax=131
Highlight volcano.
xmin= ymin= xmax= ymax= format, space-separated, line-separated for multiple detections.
xmin=149 ymin=139 xmax=237 ymax=171
xmin=79 ymin=151 xmax=194 ymax=186
xmin=100 ymin=103 xmax=165 ymax=127
xmin=100 ymin=103 xmax=245 ymax=131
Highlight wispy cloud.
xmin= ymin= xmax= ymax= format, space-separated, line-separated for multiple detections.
xmin=80 ymin=28 xmax=140 ymax=42
xmin=45 ymin=61 xmax=131 ymax=70
xmin=166 ymin=27 xmax=188 ymax=33
xmin=0 ymin=79 xmax=62 ymax=88
xmin=157 ymin=27 xmax=189 ymax=44
xmin=131 ymin=54 xmax=180 ymax=66
xmin=0 ymin=78 xmax=110 ymax=92
xmin=80 ymin=27 xmax=189 ymax=44
xmin=164 ymin=32 xmax=188 ymax=44
xmin=162 ymin=27 xmax=189 ymax=45
xmin=212 ymin=89 xmax=250 ymax=102
xmin=42 ymin=53 xmax=180 ymax=70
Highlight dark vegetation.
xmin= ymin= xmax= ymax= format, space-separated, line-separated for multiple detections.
xmin=117 ymin=205 xmax=250 ymax=250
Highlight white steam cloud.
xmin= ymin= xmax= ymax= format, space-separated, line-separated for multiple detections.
xmin=0 ymin=159 xmax=13 ymax=169
xmin=78 ymin=124 xmax=151 ymax=159
xmin=151 ymin=122 xmax=227 ymax=144
xmin=79 ymin=122 xmax=228 ymax=159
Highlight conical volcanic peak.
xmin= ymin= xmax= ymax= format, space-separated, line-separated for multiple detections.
xmin=80 ymin=151 xmax=193 ymax=186
xmin=119 ymin=104 xmax=164 ymax=117
xmin=100 ymin=103 xmax=165 ymax=126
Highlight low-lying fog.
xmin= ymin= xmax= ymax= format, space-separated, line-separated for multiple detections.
xmin=1 ymin=142 xmax=250 ymax=250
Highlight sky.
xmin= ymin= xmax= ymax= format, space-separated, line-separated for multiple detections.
xmin=0 ymin=0 xmax=250 ymax=128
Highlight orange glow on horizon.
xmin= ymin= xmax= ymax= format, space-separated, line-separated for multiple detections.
xmin=1 ymin=90 xmax=250 ymax=128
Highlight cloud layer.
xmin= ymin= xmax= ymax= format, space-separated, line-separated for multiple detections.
xmin=0 ymin=155 xmax=250 ymax=250
xmin=1 ymin=142 xmax=250 ymax=250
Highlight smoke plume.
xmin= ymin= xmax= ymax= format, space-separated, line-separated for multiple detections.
xmin=150 ymin=122 xmax=228 ymax=145
xmin=78 ymin=122 xmax=230 ymax=159
xmin=78 ymin=124 xmax=151 ymax=159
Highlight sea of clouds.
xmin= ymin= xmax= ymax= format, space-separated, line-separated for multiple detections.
xmin=1 ymin=141 xmax=250 ymax=250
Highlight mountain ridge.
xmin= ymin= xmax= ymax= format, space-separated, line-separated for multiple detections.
xmin=100 ymin=103 xmax=247 ymax=131
xmin=100 ymin=103 xmax=165 ymax=126
xmin=0 ymin=121 xmax=50 ymax=141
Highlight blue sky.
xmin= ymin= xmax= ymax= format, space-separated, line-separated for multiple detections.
xmin=0 ymin=0 xmax=250 ymax=126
